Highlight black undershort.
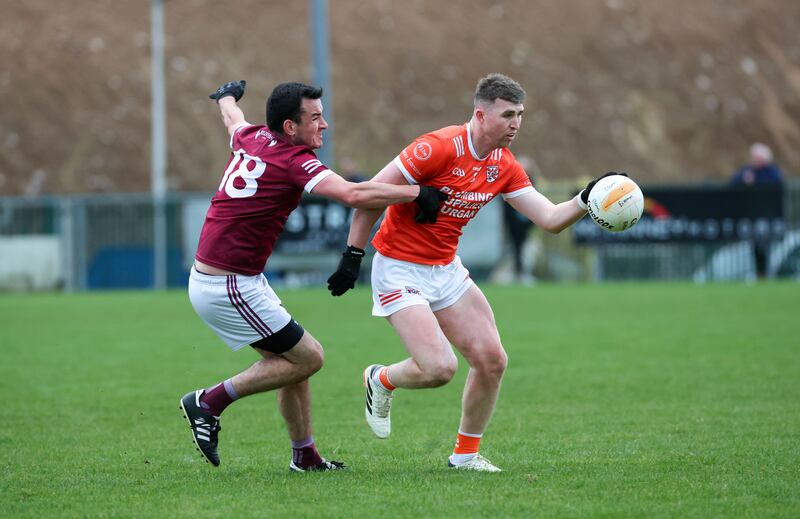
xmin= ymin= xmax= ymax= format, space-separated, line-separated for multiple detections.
xmin=250 ymin=319 xmax=305 ymax=354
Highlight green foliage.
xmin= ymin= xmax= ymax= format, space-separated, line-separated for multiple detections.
xmin=2 ymin=283 xmax=799 ymax=518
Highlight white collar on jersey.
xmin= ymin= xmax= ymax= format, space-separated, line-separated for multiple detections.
xmin=466 ymin=122 xmax=489 ymax=161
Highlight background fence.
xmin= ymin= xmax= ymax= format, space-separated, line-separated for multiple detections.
xmin=1 ymin=181 xmax=799 ymax=291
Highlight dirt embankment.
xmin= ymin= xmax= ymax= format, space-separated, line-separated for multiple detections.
xmin=1 ymin=0 xmax=798 ymax=195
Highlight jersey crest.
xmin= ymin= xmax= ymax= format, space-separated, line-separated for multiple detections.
xmin=486 ymin=165 xmax=499 ymax=183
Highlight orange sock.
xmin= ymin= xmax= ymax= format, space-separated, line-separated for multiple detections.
xmin=453 ymin=430 xmax=482 ymax=455
xmin=378 ymin=366 xmax=396 ymax=391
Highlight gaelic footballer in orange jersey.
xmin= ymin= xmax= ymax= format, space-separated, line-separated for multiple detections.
xmin=328 ymin=74 xmax=614 ymax=473
xmin=372 ymin=122 xmax=533 ymax=265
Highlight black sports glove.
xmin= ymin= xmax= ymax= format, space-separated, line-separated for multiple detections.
xmin=327 ymin=245 xmax=365 ymax=296
xmin=414 ymin=186 xmax=449 ymax=224
xmin=580 ymin=171 xmax=629 ymax=206
xmin=209 ymin=80 xmax=246 ymax=103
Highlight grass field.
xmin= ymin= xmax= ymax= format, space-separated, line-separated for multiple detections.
xmin=2 ymin=283 xmax=799 ymax=518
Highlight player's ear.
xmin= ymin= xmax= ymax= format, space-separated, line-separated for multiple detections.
xmin=283 ymin=119 xmax=296 ymax=136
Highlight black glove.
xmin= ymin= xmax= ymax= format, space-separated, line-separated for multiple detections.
xmin=327 ymin=245 xmax=365 ymax=296
xmin=209 ymin=80 xmax=246 ymax=102
xmin=414 ymin=186 xmax=449 ymax=224
xmin=580 ymin=171 xmax=629 ymax=206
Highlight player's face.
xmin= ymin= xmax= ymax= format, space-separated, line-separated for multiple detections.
xmin=482 ymin=99 xmax=524 ymax=148
xmin=294 ymin=98 xmax=328 ymax=149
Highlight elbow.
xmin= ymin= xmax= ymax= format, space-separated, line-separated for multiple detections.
xmin=542 ymin=220 xmax=567 ymax=235
xmin=346 ymin=184 xmax=387 ymax=209
xmin=341 ymin=186 xmax=369 ymax=208
xmin=344 ymin=190 xmax=364 ymax=209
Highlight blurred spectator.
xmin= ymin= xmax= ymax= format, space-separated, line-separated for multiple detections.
xmin=729 ymin=142 xmax=784 ymax=278
xmin=502 ymin=154 xmax=537 ymax=284
xmin=729 ymin=143 xmax=784 ymax=185
xmin=338 ymin=157 xmax=367 ymax=183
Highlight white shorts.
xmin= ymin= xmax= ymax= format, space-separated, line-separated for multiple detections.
xmin=371 ymin=252 xmax=474 ymax=317
xmin=188 ymin=266 xmax=293 ymax=351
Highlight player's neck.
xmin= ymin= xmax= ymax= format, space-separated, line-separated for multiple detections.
xmin=472 ymin=134 xmax=496 ymax=159
xmin=468 ymin=120 xmax=496 ymax=159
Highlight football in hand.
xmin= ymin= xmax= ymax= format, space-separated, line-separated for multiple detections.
xmin=587 ymin=175 xmax=644 ymax=232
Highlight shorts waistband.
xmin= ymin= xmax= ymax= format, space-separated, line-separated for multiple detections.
xmin=376 ymin=252 xmax=460 ymax=271
xmin=190 ymin=265 xmax=261 ymax=285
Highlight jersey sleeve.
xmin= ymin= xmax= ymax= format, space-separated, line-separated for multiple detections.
xmin=393 ymin=134 xmax=450 ymax=184
xmin=229 ymin=123 xmax=252 ymax=150
xmin=501 ymin=159 xmax=535 ymax=200
xmin=287 ymin=149 xmax=335 ymax=193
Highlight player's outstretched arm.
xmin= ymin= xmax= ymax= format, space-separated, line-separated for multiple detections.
xmin=312 ymin=161 xmax=448 ymax=216
xmin=209 ymin=80 xmax=249 ymax=136
xmin=508 ymin=172 xmax=627 ymax=233
xmin=507 ymin=189 xmax=586 ymax=234
xmin=311 ymin=174 xmax=419 ymax=209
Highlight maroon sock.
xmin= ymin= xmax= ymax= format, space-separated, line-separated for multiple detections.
xmin=292 ymin=441 xmax=323 ymax=468
xmin=199 ymin=380 xmax=238 ymax=417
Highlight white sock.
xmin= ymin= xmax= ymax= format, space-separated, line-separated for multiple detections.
xmin=449 ymin=452 xmax=478 ymax=465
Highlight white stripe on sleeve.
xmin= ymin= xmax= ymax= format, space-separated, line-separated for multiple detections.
xmin=393 ymin=157 xmax=418 ymax=185
xmin=304 ymin=169 xmax=335 ymax=193
xmin=501 ymin=186 xmax=536 ymax=200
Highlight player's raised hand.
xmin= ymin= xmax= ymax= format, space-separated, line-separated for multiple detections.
xmin=580 ymin=171 xmax=628 ymax=206
xmin=327 ymin=245 xmax=365 ymax=296
xmin=414 ymin=186 xmax=449 ymax=224
xmin=209 ymin=80 xmax=247 ymax=102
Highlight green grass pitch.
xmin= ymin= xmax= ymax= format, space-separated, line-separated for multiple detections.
xmin=2 ymin=283 xmax=799 ymax=518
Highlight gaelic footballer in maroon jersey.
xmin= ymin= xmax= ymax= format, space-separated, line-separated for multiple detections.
xmin=195 ymin=125 xmax=333 ymax=276
xmin=181 ymin=80 xmax=447 ymax=472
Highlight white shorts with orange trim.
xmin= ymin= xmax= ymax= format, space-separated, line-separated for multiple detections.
xmin=370 ymin=252 xmax=475 ymax=317
xmin=188 ymin=266 xmax=292 ymax=351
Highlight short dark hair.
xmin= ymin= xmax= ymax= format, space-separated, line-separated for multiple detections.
xmin=266 ymin=82 xmax=324 ymax=133
xmin=474 ymin=74 xmax=526 ymax=105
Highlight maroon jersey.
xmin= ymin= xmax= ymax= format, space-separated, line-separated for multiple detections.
xmin=195 ymin=124 xmax=333 ymax=275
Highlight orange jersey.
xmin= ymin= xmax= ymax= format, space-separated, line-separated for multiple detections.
xmin=372 ymin=123 xmax=534 ymax=265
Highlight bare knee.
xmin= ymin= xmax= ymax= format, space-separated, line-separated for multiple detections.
xmin=471 ymin=345 xmax=508 ymax=379
xmin=291 ymin=336 xmax=324 ymax=377
xmin=419 ymin=357 xmax=458 ymax=387
xmin=304 ymin=339 xmax=324 ymax=376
